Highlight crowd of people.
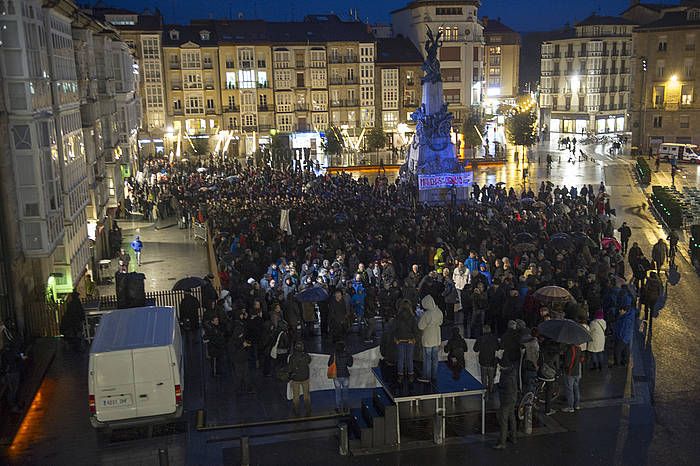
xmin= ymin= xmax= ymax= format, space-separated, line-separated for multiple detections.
xmin=120 ymin=155 xmax=669 ymax=442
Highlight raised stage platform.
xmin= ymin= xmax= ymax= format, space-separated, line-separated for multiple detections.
xmin=371 ymin=361 xmax=486 ymax=444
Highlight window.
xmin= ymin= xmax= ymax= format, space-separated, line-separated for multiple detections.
xmin=406 ymin=71 xmax=415 ymax=85
xmin=436 ymin=7 xmax=462 ymax=15
xmin=225 ymin=72 xmax=236 ymax=89
xmin=443 ymin=68 xmax=461 ymax=82
xmin=227 ymin=95 xmax=236 ymax=110
xmin=656 ymin=60 xmax=665 ymax=78
xmin=275 ymin=69 xmax=292 ymax=88
xmin=473 ymin=47 xmax=480 ymax=61
xmin=257 ymin=71 xmax=268 ymax=87
xmin=238 ymin=70 xmax=256 ymax=88
xmin=438 ymin=26 xmax=459 ymax=41
xmin=658 ymin=37 xmax=667 ymax=52
xmin=680 ymin=115 xmax=690 ymax=129
xmin=173 ymin=99 xmax=182 ymax=110
xmin=382 ymin=111 xmax=399 ymax=129
xmin=203 ymin=55 xmax=212 ymax=68
xmin=311 ymin=68 xmax=326 ymax=88
xmin=243 ymin=114 xmax=256 ymax=127
xmin=654 ymin=86 xmax=665 ymax=107
xmin=199 ymin=30 xmax=210 ymax=41
xmin=241 ymin=92 xmax=255 ymax=112
xmin=206 ymin=99 xmax=214 ymax=109
xmin=685 ymin=59 xmax=694 ymax=79
xmin=169 ymin=29 xmax=179 ymax=41
xmin=652 ymin=115 xmax=662 ymax=128
xmin=185 ymin=96 xmax=203 ymax=114
xmin=12 ymin=125 xmax=31 ymax=150
xmin=682 ymin=85 xmax=693 ymax=105
xmin=311 ymin=92 xmax=327 ymax=111
xmin=444 ymin=89 xmax=460 ymax=104
xmin=347 ymin=68 xmax=355 ymax=82
xmin=238 ymin=49 xmax=254 ymax=69
xmin=688 ymin=9 xmax=700 ymax=20
xmin=440 ymin=47 xmax=460 ymax=61
xmin=181 ymin=51 xmax=200 ymax=69
xmin=276 ymin=93 xmax=292 ymax=113
xmin=184 ymin=73 xmax=202 ymax=89
xmin=259 ymin=94 xmax=268 ymax=109
xmin=276 ymin=114 xmax=293 ymax=132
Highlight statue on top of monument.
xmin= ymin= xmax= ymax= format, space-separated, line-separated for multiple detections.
xmin=422 ymin=26 xmax=443 ymax=85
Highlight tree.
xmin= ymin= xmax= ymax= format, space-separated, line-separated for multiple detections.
xmin=322 ymin=126 xmax=344 ymax=156
xmin=505 ymin=107 xmax=537 ymax=148
xmin=365 ymin=126 xmax=387 ymax=156
xmin=462 ymin=111 xmax=484 ymax=151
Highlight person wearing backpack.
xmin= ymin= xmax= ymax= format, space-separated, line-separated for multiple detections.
xmin=288 ymin=341 xmax=312 ymax=416
xmin=562 ymin=343 xmax=583 ymax=413
xmin=328 ymin=341 xmax=354 ymax=413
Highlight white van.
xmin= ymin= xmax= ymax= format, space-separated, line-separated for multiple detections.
xmin=659 ymin=143 xmax=700 ymax=163
xmin=88 ymin=307 xmax=184 ymax=429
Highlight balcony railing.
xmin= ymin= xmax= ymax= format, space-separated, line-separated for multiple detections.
xmin=274 ymin=62 xmax=289 ymax=69
xmin=171 ymin=84 xmax=182 ymax=90
xmin=406 ymin=79 xmax=415 ymax=86
xmin=203 ymin=62 xmax=213 ymax=69
xmin=206 ymin=108 xmax=216 ymax=114
xmin=226 ymin=61 xmax=235 ymax=69
xmin=225 ymin=105 xmax=239 ymax=112
xmin=330 ymin=99 xmax=359 ymax=107
xmin=403 ymin=100 xmax=418 ymax=107
xmin=257 ymin=60 xmax=267 ymax=68
xmin=295 ymin=61 xmax=305 ymax=69
xmin=258 ymin=105 xmax=270 ymax=112
xmin=169 ymin=62 xmax=180 ymax=69
xmin=295 ymin=104 xmax=309 ymax=111
xmin=565 ymin=52 xmax=575 ymax=58
xmin=173 ymin=109 xmax=183 ymax=115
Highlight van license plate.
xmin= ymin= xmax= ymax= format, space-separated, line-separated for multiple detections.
xmin=102 ymin=396 xmax=132 ymax=407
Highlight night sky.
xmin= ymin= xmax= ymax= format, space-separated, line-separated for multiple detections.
xmin=104 ymin=0 xmax=668 ymax=31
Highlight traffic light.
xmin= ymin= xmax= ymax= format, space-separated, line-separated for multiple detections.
xmin=641 ymin=57 xmax=648 ymax=72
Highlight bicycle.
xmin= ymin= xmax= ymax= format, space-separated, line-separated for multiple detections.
xmin=517 ymin=375 xmax=560 ymax=420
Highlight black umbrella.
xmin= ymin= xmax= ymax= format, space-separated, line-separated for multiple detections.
xmin=295 ymin=286 xmax=329 ymax=303
xmin=537 ymin=319 xmax=592 ymax=345
xmin=547 ymin=234 xmax=573 ymax=251
xmin=571 ymin=232 xmax=598 ymax=250
xmin=172 ymin=276 xmax=207 ymax=291
xmin=514 ymin=242 xmax=537 ymax=253
xmin=514 ymin=232 xmax=535 ymax=243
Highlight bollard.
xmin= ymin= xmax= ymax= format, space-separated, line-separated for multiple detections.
xmin=158 ymin=448 xmax=169 ymax=466
xmin=196 ymin=409 xmax=206 ymax=429
xmin=240 ymin=436 xmax=250 ymax=466
xmin=338 ymin=423 xmax=349 ymax=456
xmin=433 ymin=407 xmax=445 ymax=445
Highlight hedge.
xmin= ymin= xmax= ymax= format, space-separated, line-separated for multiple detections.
xmin=636 ymin=157 xmax=651 ymax=184
xmin=650 ymin=185 xmax=683 ymax=229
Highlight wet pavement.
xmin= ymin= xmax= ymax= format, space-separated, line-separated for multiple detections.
xmin=3 ymin=139 xmax=700 ymax=465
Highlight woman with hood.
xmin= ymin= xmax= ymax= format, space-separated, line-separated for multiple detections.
xmin=417 ymin=295 xmax=444 ymax=382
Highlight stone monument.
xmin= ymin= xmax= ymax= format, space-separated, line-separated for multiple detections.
xmin=405 ymin=27 xmax=471 ymax=203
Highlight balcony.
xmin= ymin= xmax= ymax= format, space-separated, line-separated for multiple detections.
xmin=542 ymin=70 xmax=553 ymax=76
xmin=406 ymin=79 xmax=415 ymax=86
xmin=310 ymin=61 xmax=326 ymax=68
xmin=274 ymin=62 xmax=290 ymax=69
xmin=171 ymin=84 xmax=182 ymax=90
xmin=169 ymin=62 xmax=180 ymax=69
xmin=295 ymin=104 xmax=309 ymax=111
xmin=403 ymin=100 xmax=418 ymax=107
xmin=542 ymin=53 xmax=553 ymax=59
xmin=242 ymin=125 xmax=257 ymax=131
xmin=205 ymin=84 xmax=214 ymax=90
xmin=295 ymin=61 xmax=305 ymax=69
xmin=344 ymin=55 xmax=358 ymax=63
xmin=329 ymin=77 xmax=344 ymax=85
xmin=578 ymin=51 xmax=587 ymax=57
xmin=565 ymin=52 xmax=575 ymax=58
xmin=173 ymin=109 xmax=183 ymax=115
xmin=257 ymin=81 xmax=270 ymax=89
xmin=258 ymin=105 xmax=270 ymax=112
xmin=259 ymin=124 xmax=272 ymax=131
xmin=240 ymin=60 xmax=254 ymax=69
xmin=610 ymin=68 xmax=618 ymax=74
xmin=330 ymin=99 xmax=359 ymax=107
xmin=206 ymin=108 xmax=216 ymax=114
xmin=257 ymin=60 xmax=267 ymax=68
xmin=226 ymin=61 xmax=235 ymax=69
xmin=225 ymin=83 xmax=237 ymax=90
xmin=444 ymin=75 xmax=461 ymax=82
xmin=225 ymin=105 xmax=239 ymax=112
xmin=620 ymin=68 xmax=630 ymax=74
xmin=203 ymin=62 xmax=213 ymax=69
xmin=611 ymin=50 xmax=619 ymax=56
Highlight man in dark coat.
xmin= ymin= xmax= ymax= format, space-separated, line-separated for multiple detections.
xmin=494 ymin=362 xmax=518 ymax=449
xmin=179 ymin=290 xmax=200 ymax=330
xmin=288 ymin=342 xmax=312 ymax=416
xmin=60 ymin=290 xmax=85 ymax=352
xmin=474 ymin=324 xmax=499 ymax=393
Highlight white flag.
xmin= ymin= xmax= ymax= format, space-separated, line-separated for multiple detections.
xmin=280 ymin=209 xmax=292 ymax=235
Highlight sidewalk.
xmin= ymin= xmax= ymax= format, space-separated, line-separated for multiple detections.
xmin=98 ymin=218 xmax=210 ymax=295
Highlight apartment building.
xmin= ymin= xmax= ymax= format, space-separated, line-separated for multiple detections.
xmin=392 ymin=0 xmax=485 ymax=127
xmin=630 ymin=6 xmax=700 ymax=148
xmin=272 ymin=16 xmax=375 ymax=156
xmin=482 ymin=17 xmax=520 ymax=108
xmin=375 ymin=36 xmax=423 ymax=147
xmin=539 ymin=15 xmax=635 ymax=135
xmin=94 ymin=8 xmax=165 ymax=157
xmin=162 ymin=25 xmax=222 ymax=155
xmin=0 ymin=0 xmax=137 ymax=327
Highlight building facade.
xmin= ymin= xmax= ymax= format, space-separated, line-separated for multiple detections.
xmin=630 ymin=6 xmax=700 ymax=148
xmin=375 ymin=36 xmax=423 ymax=149
xmin=482 ymin=17 xmax=520 ymax=110
xmin=0 ymin=0 xmax=138 ymax=328
xmin=539 ymin=15 xmax=635 ymax=135
xmin=95 ymin=9 xmax=165 ymax=157
xmin=391 ymin=0 xmax=485 ymax=128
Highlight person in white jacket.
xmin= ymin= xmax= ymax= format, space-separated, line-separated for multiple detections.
xmin=418 ymin=294 xmax=444 ymax=382
xmin=588 ymin=310 xmax=607 ymax=371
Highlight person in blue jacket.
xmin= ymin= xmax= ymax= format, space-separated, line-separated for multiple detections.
xmin=613 ymin=306 xmax=637 ymax=366
xmin=130 ymin=235 xmax=143 ymax=266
